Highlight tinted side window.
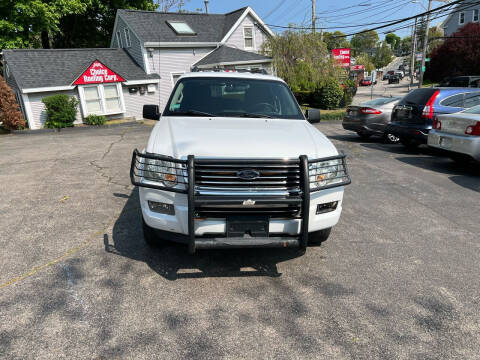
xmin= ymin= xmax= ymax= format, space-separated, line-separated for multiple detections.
xmin=463 ymin=92 xmax=480 ymax=108
xmin=440 ymin=93 xmax=464 ymax=107
xmin=449 ymin=78 xmax=469 ymax=87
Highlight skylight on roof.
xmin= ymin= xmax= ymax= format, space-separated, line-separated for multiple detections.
xmin=167 ymin=21 xmax=196 ymax=35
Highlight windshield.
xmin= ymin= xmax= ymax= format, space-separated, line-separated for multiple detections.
xmin=461 ymin=104 xmax=480 ymax=114
xmin=362 ymin=97 xmax=400 ymax=106
xmin=163 ymin=77 xmax=304 ymax=119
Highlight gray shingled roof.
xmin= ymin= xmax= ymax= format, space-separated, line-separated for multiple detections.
xmin=118 ymin=8 xmax=246 ymax=43
xmin=193 ymin=45 xmax=271 ymax=67
xmin=3 ymin=48 xmax=158 ymax=89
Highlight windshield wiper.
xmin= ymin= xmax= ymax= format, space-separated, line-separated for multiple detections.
xmin=218 ymin=111 xmax=273 ymax=119
xmin=171 ymin=110 xmax=217 ymax=117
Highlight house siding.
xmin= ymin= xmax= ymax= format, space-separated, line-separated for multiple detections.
xmin=114 ymin=15 xmax=146 ymax=72
xmin=225 ymin=15 xmax=266 ymax=52
xmin=444 ymin=3 xmax=480 ymax=36
xmin=122 ymin=85 xmax=159 ymax=119
xmin=152 ymin=47 xmax=214 ymax=110
xmin=28 ymin=90 xmax=83 ymax=129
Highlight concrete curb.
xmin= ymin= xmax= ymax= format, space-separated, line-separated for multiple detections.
xmin=11 ymin=121 xmax=142 ymax=136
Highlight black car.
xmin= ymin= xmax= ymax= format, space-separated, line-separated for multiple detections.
xmin=389 ymin=75 xmax=400 ymax=84
xmin=439 ymin=76 xmax=480 ymax=88
xmin=386 ymin=87 xmax=480 ymax=149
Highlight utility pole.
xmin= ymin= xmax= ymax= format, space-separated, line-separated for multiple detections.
xmin=410 ymin=17 xmax=417 ymax=86
xmin=312 ymin=0 xmax=316 ymax=34
xmin=418 ymin=0 xmax=432 ymax=88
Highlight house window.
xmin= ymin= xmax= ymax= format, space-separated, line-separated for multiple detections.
xmin=116 ymin=31 xmax=123 ymax=48
xmin=124 ymin=28 xmax=131 ymax=47
xmin=80 ymin=83 xmax=125 ymax=116
xmin=244 ymin=26 xmax=254 ymax=49
xmin=474 ymin=9 xmax=479 ymax=22
xmin=459 ymin=12 xmax=465 ymax=25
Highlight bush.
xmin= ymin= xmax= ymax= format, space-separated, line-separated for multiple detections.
xmin=341 ymin=79 xmax=357 ymax=107
xmin=42 ymin=94 xmax=78 ymax=128
xmin=84 ymin=114 xmax=107 ymax=126
xmin=312 ymin=78 xmax=344 ymax=110
xmin=0 ymin=75 xmax=25 ymax=130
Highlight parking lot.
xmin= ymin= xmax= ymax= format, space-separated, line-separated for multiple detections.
xmin=1 ymin=122 xmax=479 ymax=359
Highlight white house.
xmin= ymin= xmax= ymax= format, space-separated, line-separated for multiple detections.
xmin=2 ymin=6 xmax=274 ymax=130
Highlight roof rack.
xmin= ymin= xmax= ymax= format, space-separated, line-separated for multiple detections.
xmin=191 ymin=66 xmax=268 ymax=75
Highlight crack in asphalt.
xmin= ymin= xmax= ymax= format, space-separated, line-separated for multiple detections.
xmin=89 ymin=129 xmax=131 ymax=190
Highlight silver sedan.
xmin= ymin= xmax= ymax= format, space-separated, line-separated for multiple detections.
xmin=428 ymin=105 xmax=480 ymax=162
xmin=342 ymin=97 xmax=402 ymax=143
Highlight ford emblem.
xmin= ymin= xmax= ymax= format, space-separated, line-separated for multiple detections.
xmin=237 ymin=169 xmax=260 ymax=180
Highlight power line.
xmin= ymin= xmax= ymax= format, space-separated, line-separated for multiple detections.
xmin=263 ymin=0 xmax=288 ymax=20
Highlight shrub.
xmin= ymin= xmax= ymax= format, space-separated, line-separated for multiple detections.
xmin=42 ymin=94 xmax=78 ymax=128
xmin=84 ymin=114 xmax=107 ymax=126
xmin=312 ymin=78 xmax=344 ymax=110
xmin=341 ymin=79 xmax=357 ymax=107
xmin=0 ymin=75 xmax=25 ymax=130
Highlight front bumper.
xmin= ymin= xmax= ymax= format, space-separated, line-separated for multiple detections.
xmin=428 ymin=130 xmax=480 ymax=161
xmin=131 ymin=151 xmax=351 ymax=253
xmin=386 ymin=123 xmax=430 ymax=144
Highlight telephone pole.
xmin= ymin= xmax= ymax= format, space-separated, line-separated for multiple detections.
xmin=418 ymin=0 xmax=432 ymax=88
xmin=312 ymin=0 xmax=316 ymax=34
xmin=410 ymin=17 xmax=417 ymax=86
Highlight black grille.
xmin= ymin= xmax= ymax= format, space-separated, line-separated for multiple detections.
xmin=194 ymin=160 xmax=301 ymax=192
xmin=195 ymin=204 xmax=302 ymax=218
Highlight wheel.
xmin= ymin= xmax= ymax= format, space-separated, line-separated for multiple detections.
xmin=384 ymin=133 xmax=400 ymax=144
xmin=400 ymin=138 xmax=420 ymax=150
xmin=309 ymin=228 xmax=332 ymax=245
xmin=356 ymin=131 xmax=372 ymax=140
xmin=142 ymin=217 xmax=165 ymax=247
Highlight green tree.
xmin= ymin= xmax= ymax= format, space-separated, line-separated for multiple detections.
xmin=400 ymin=36 xmax=411 ymax=55
xmin=350 ymin=30 xmax=379 ymax=56
xmin=385 ymin=33 xmax=401 ymax=50
xmin=373 ymin=41 xmax=393 ymax=68
xmin=428 ymin=26 xmax=444 ymax=54
xmin=355 ymin=53 xmax=375 ymax=72
xmin=263 ymin=31 xmax=342 ymax=93
xmin=322 ymin=31 xmax=350 ymax=51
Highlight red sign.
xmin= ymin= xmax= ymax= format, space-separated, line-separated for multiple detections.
xmin=332 ymin=48 xmax=351 ymax=67
xmin=73 ymin=60 xmax=125 ymax=85
xmin=350 ymin=65 xmax=365 ymax=71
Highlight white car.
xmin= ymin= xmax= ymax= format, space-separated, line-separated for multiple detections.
xmin=428 ymin=105 xmax=480 ymax=162
xmin=131 ymin=72 xmax=350 ymax=253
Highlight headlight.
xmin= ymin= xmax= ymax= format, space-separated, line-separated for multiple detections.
xmin=309 ymin=159 xmax=344 ymax=189
xmin=142 ymin=158 xmax=186 ymax=188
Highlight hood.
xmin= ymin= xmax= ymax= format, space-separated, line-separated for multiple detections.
xmin=146 ymin=117 xmax=338 ymax=160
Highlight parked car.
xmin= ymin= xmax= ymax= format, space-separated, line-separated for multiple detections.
xmin=428 ymin=105 xmax=480 ymax=162
xmin=131 ymin=71 xmax=351 ymax=253
xmin=389 ymin=75 xmax=400 ymax=84
xmin=386 ymin=87 xmax=480 ymax=149
xmin=360 ymin=78 xmax=372 ymax=86
xmin=343 ymin=97 xmax=402 ymax=143
xmin=439 ymin=76 xmax=480 ymax=88
xmin=383 ymin=73 xmax=391 ymax=80
xmin=394 ymin=71 xmax=404 ymax=79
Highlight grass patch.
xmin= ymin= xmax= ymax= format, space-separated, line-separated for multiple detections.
xmin=300 ymin=106 xmax=346 ymax=120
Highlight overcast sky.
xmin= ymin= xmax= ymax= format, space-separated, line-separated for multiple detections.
xmin=181 ymin=0 xmax=449 ymax=39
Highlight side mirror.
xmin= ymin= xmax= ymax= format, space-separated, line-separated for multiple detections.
xmin=305 ymin=108 xmax=321 ymax=123
xmin=143 ymin=105 xmax=160 ymax=120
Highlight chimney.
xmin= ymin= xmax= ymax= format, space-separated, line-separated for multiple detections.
xmin=204 ymin=0 xmax=209 ymax=14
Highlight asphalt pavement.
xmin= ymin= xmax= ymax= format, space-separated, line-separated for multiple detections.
xmin=0 ymin=122 xmax=479 ymax=359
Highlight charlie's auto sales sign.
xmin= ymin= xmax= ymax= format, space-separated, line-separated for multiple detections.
xmin=332 ymin=48 xmax=351 ymax=68
xmin=74 ymin=60 xmax=125 ymax=85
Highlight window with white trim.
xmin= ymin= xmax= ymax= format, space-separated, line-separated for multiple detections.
xmin=244 ymin=26 xmax=254 ymax=49
xmin=116 ymin=31 xmax=123 ymax=48
xmin=124 ymin=28 xmax=131 ymax=47
xmin=459 ymin=12 xmax=465 ymax=25
xmin=474 ymin=9 xmax=479 ymax=22
xmin=80 ymin=83 xmax=125 ymax=116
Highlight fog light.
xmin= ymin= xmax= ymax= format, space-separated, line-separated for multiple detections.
xmin=316 ymin=201 xmax=338 ymax=215
xmin=148 ymin=201 xmax=175 ymax=215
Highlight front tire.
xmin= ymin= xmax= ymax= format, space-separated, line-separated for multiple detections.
xmin=309 ymin=228 xmax=332 ymax=245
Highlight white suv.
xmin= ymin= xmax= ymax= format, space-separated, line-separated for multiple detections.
xmin=131 ymin=72 xmax=350 ymax=253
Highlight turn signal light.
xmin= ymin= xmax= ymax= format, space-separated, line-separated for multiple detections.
xmin=360 ymin=107 xmax=382 ymax=115
xmin=465 ymin=121 xmax=480 ymax=136
xmin=432 ymin=117 xmax=441 ymax=130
